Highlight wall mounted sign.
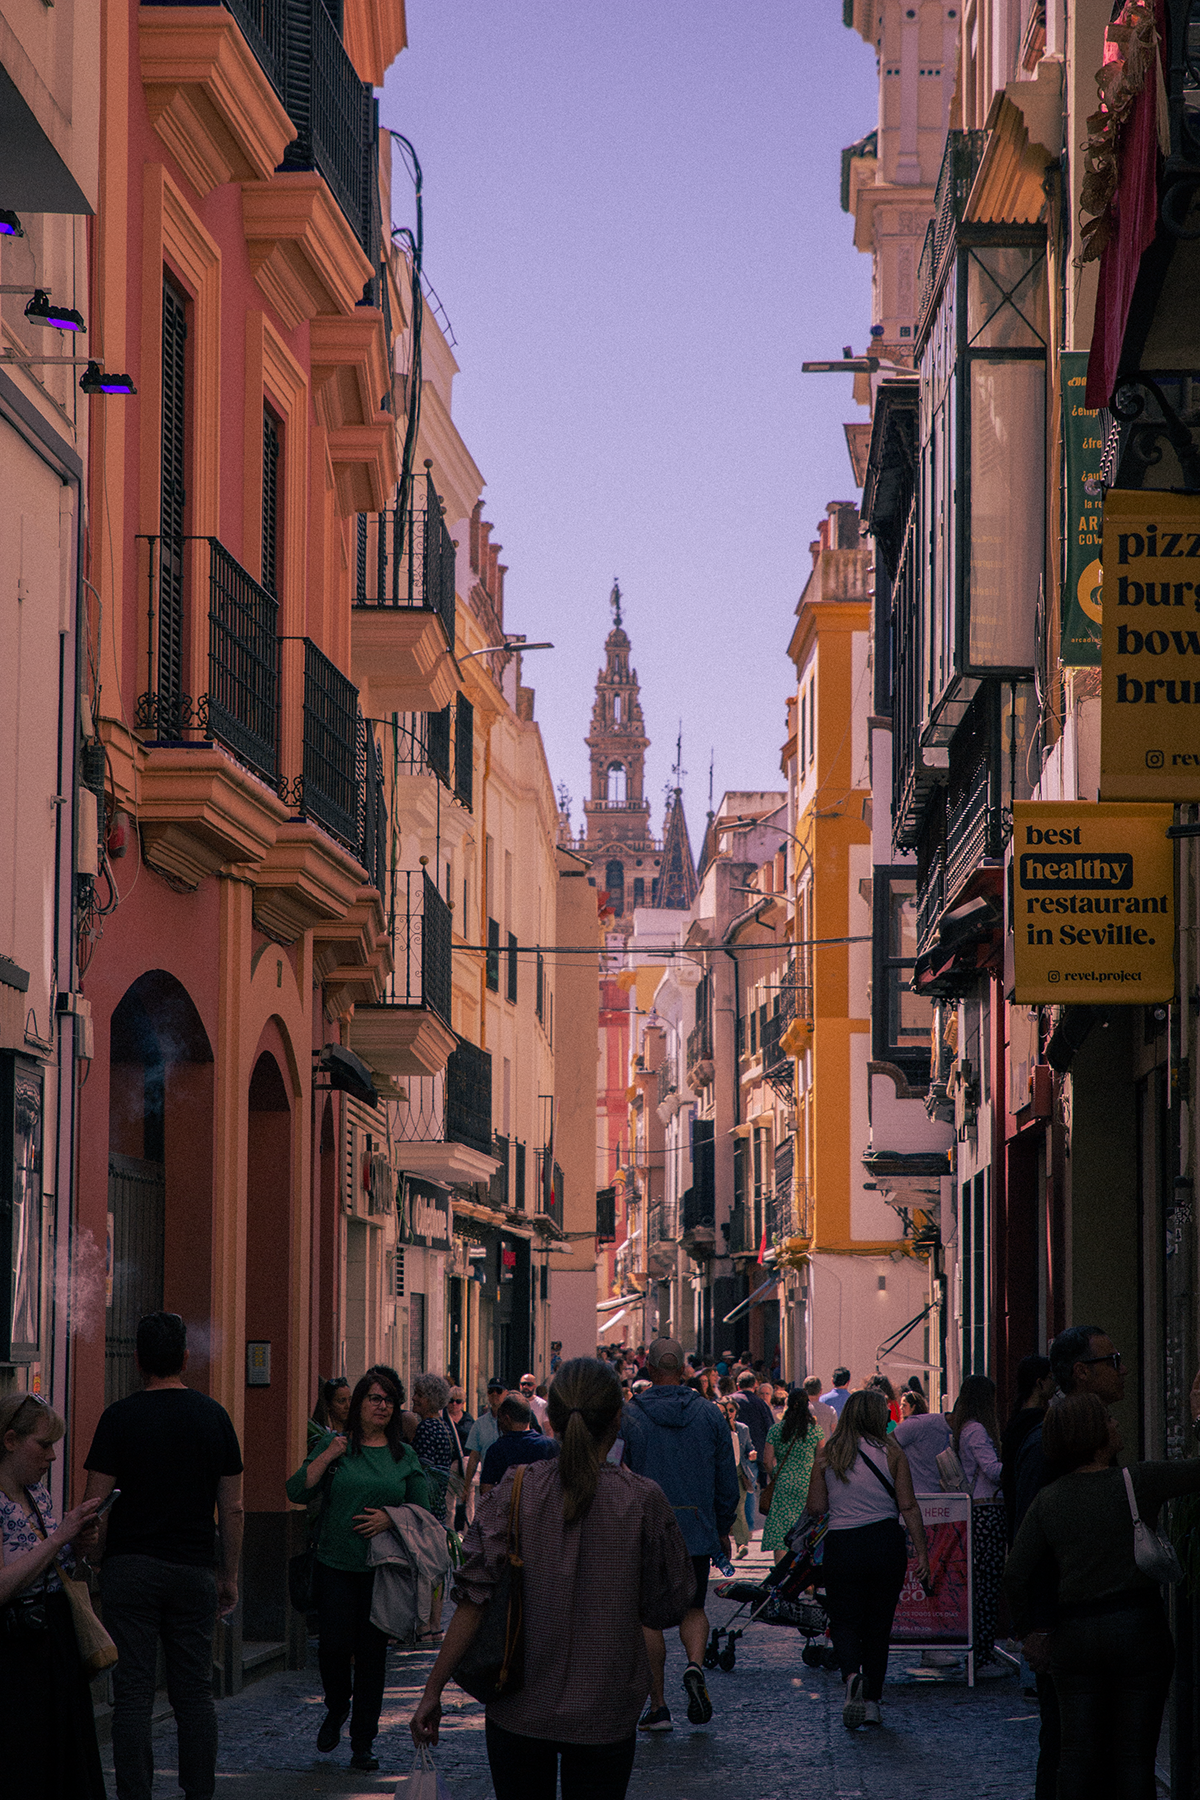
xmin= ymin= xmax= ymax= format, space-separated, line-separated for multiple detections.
xmin=1061 ymin=350 xmax=1104 ymax=665
xmin=1012 ymin=802 xmax=1175 ymax=1004
xmin=402 ymin=1178 xmax=452 ymax=1251
xmin=1101 ymin=489 xmax=1200 ymax=799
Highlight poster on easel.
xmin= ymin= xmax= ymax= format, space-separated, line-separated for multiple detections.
xmin=891 ymin=1493 xmax=972 ymax=1647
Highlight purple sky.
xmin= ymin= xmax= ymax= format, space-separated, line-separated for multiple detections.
xmin=381 ymin=4 xmax=879 ymax=856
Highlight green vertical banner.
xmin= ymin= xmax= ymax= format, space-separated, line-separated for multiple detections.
xmin=1061 ymin=350 xmax=1104 ymax=665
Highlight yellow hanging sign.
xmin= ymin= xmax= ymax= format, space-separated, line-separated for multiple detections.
xmin=1101 ymin=489 xmax=1200 ymax=799
xmin=1012 ymin=802 xmax=1175 ymax=1004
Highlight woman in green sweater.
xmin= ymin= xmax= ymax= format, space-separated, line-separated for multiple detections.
xmin=286 ymin=1370 xmax=431 ymax=1772
xmin=1005 ymin=1388 xmax=1200 ymax=1800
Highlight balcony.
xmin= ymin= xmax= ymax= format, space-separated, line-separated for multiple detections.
xmin=135 ymin=537 xmax=288 ymax=887
xmin=536 ymin=1149 xmax=564 ymax=1232
xmin=348 ymin=870 xmax=455 ymax=1079
xmin=279 ymin=0 xmax=376 ymax=256
xmin=351 ymin=471 xmax=460 ymax=716
xmin=393 ymin=1038 xmax=498 ymax=1186
xmin=686 ymin=1016 xmax=714 ymax=1088
xmin=487 ymin=1134 xmax=509 ymax=1210
xmin=139 ymin=2 xmax=295 ymax=197
xmin=726 ymin=1203 xmax=756 ymax=1258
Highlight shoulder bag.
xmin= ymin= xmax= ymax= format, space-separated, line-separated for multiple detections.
xmin=1123 ymin=1466 xmax=1183 ymax=1585
xmin=288 ymin=1462 xmax=334 ymax=1614
xmin=759 ymin=1431 xmax=801 ymax=1517
xmin=26 ymin=1491 xmax=118 ymax=1677
xmin=936 ymin=1444 xmax=968 ymax=1492
xmin=452 ymin=1466 xmax=526 ymax=1703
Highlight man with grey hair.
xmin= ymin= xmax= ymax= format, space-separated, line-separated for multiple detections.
xmin=621 ymin=1337 xmax=739 ymax=1732
xmin=804 ymin=1376 xmax=838 ymax=1439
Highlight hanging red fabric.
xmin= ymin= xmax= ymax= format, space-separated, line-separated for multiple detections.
xmin=1085 ymin=0 xmax=1166 ymax=409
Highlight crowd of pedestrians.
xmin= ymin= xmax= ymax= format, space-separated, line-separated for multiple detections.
xmin=6 ymin=1313 xmax=1200 ymax=1800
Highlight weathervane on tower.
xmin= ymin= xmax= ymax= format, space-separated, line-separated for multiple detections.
xmin=609 ymin=578 xmax=622 ymax=628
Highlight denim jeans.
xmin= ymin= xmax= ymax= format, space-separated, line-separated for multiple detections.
xmin=485 ymin=1719 xmax=637 ymax=1800
xmin=1051 ymin=1603 xmax=1173 ymax=1800
xmin=101 ymin=1554 xmax=219 ymax=1800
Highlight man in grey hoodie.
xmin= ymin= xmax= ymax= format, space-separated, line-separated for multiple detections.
xmin=621 ymin=1337 xmax=740 ymax=1732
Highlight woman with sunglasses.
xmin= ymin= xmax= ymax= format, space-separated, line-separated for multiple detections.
xmin=0 ymin=1391 xmax=105 ymax=1797
xmin=286 ymin=1371 xmax=431 ymax=1772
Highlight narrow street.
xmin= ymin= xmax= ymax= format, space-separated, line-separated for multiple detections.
xmin=105 ymin=1539 xmax=1040 ymax=1800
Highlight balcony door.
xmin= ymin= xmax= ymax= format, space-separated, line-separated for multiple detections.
xmin=159 ymin=275 xmax=188 ymax=734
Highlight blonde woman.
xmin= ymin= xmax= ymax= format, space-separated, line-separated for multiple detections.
xmin=411 ymin=1357 xmax=694 ymax=1798
xmin=807 ymin=1389 xmax=929 ymax=1730
xmin=0 ymin=1392 xmax=105 ymax=1798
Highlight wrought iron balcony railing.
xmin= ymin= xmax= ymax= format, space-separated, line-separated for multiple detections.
xmin=393 ymin=1039 xmax=491 ymax=1158
xmin=136 ymin=537 xmax=279 ymax=786
xmin=656 ymin=1058 xmax=677 ymax=1106
xmin=535 ymin=1147 xmax=564 ymax=1230
xmin=280 ymin=0 xmax=376 ymax=255
xmin=489 ymin=1134 xmax=509 ymax=1210
xmin=355 ymin=469 xmax=458 ymax=649
xmin=300 ymin=637 xmax=359 ymax=847
xmin=385 ymin=869 xmax=451 ymax=1023
xmin=686 ymin=1016 xmax=713 ymax=1082
xmin=915 ymin=129 xmax=988 ymax=332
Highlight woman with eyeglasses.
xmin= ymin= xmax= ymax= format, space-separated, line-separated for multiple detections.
xmin=0 ymin=1391 xmax=105 ymax=1797
xmin=286 ymin=1370 xmax=431 ymax=1772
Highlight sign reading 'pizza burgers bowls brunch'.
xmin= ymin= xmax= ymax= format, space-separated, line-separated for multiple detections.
xmin=1101 ymin=489 xmax=1200 ymax=800
xmin=1011 ymin=802 xmax=1175 ymax=1005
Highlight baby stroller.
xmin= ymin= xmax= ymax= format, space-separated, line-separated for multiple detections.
xmin=707 ymin=1512 xmax=836 ymax=1671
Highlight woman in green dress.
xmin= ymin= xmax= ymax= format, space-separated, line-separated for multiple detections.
xmin=760 ymin=1388 xmax=823 ymax=1560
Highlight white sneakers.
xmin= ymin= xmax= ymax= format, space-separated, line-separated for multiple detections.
xmin=842 ymin=1673 xmax=866 ymax=1730
xmin=863 ymin=1699 xmax=882 ymax=1726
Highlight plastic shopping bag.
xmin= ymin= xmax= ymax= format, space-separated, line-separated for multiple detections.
xmin=394 ymin=1745 xmax=453 ymax=1800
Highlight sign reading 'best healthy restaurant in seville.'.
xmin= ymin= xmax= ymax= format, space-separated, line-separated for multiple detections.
xmin=1101 ymin=489 xmax=1200 ymax=800
xmin=1011 ymin=803 xmax=1175 ymax=1005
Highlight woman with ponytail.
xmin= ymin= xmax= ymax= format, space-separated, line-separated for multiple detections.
xmin=410 ymin=1358 xmax=694 ymax=1799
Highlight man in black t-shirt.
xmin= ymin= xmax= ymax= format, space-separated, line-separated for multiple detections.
xmin=85 ymin=1312 xmax=243 ymax=1800
xmin=478 ymin=1395 xmax=559 ymax=1496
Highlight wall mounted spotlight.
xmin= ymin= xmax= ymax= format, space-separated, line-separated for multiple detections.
xmin=24 ymin=289 xmax=86 ymax=332
xmin=0 ymin=210 xmax=23 ymax=236
xmin=79 ymin=361 xmax=136 ymax=395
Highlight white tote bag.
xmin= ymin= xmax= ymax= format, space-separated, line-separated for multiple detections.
xmin=394 ymin=1745 xmax=454 ymax=1800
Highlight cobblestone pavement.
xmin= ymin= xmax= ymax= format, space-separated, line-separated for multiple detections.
xmin=103 ymin=1535 xmax=1041 ymax=1799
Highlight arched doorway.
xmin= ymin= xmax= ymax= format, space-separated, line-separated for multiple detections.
xmin=107 ymin=973 xmax=213 ymax=1403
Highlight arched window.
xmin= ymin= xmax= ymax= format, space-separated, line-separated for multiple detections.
xmin=605 ymin=860 xmax=625 ymax=918
xmin=606 ymin=762 xmax=627 ymax=804
xmin=612 ymin=694 xmax=622 ymax=723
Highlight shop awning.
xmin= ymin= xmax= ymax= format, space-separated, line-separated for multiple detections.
xmin=597 ymin=1292 xmax=643 ymax=1313
xmin=722 ymin=1277 xmax=779 ymax=1326
xmin=597 ymin=1309 xmax=629 ymax=1333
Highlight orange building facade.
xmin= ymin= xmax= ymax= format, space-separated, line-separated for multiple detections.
xmin=79 ymin=0 xmax=414 ymax=1670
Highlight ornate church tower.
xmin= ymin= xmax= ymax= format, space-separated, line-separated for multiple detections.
xmin=582 ymin=583 xmax=661 ymax=926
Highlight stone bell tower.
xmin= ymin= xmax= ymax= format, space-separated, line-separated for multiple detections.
xmin=582 ymin=582 xmax=660 ymax=926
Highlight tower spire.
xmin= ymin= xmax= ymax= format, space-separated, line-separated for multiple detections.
xmin=610 ymin=578 xmax=622 ymax=629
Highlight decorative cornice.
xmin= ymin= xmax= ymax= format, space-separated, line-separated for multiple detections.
xmin=251 ymin=818 xmax=363 ymax=943
xmin=139 ymin=9 xmax=296 ymax=198
xmin=241 ymin=175 xmax=374 ymax=331
xmin=327 ymin=417 xmax=398 ymax=515
xmin=137 ymin=744 xmax=285 ymax=888
xmin=309 ymin=312 xmax=391 ymax=433
xmin=342 ymin=0 xmax=407 ymax=85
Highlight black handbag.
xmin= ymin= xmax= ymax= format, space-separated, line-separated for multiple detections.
xmin=451 ymin=1465 xmax=526 ymax=1703
xmin=288 ymin=1467 xmax=334 ymax=1613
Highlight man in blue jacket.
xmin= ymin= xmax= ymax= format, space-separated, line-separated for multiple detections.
xmin=621 ymin=1337 xmax=739 ymax=1732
